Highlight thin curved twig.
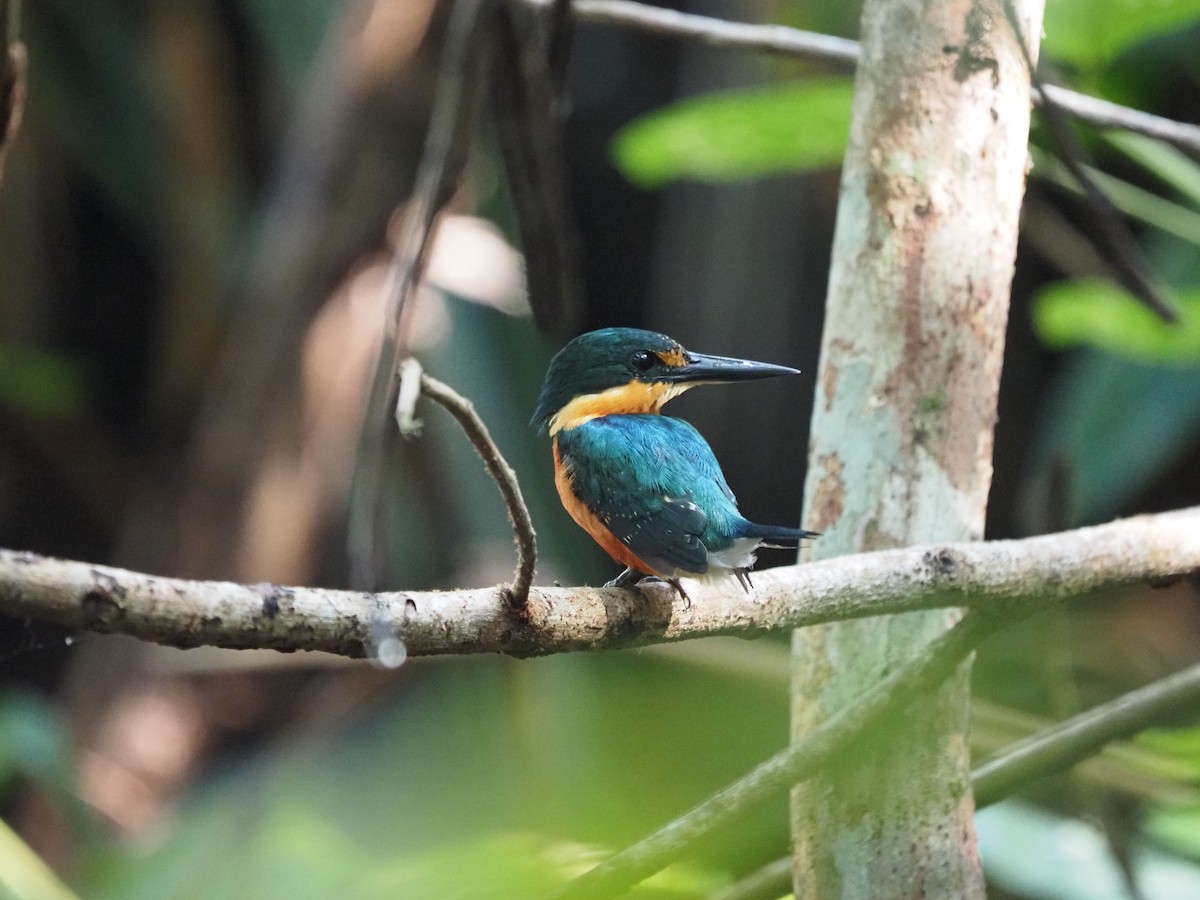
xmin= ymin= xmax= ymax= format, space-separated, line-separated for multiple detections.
xmin=395 ymin=359 xmax=537 ymax=606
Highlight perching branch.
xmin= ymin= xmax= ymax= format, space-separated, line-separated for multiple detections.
xmin=542 ymin=0 xmax=1200 ymax=156
xmin=552 ymin=610 xmax=1008 ymax=898
xmin=0 ymin=507 xmax=1196 ymax=658
xmin=395 ymin=359 xmax=537 ymax=606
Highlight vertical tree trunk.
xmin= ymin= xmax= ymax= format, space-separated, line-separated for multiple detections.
xmin=792 ymin=1 xmax=1044 ymax=896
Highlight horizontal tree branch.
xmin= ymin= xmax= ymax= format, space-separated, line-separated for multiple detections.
xmin=545 ymin=0 xmax=1200 ymax=155
xmin=0 ymin=507 xmax=1196 ymax=659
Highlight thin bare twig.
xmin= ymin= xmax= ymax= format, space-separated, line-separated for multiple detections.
xmin=534 ymin=0 xmax=1200 ymax=156
xmin=565 ymin=0 xmax=860 ymax=64
xmin=1000 ymin=0 xmax=1177 ymax=321
xmin=973 ymin=660 xmax=1200 ymax=808
xmin=1 ymin=507 xmax=1197 ymax=658
xmin=710 ymin=857 xmax=793 ymax=900
xmin=350 ymin=0 xmax=493 ymax=587
xmin=0 ymin=0 xmax=26 ymax=185
xmin=395 ymin=358 xmax=537 ymax=606
xmin=490 ymin=0 xmax=584 ymax=330
xmin=551 ymin=611 xmax=1007 ymax=898
xmin=546 ymin=0 xmax=577 ymax=92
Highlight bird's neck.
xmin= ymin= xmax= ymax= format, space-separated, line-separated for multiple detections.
xmin=547 ymin=381 xmax=694 ymax=435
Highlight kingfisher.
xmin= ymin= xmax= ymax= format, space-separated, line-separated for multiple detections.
xmin=532 ymin=328 xmax=817 ymax=600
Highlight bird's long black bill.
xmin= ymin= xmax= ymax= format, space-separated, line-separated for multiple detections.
xmin=663 ymin=352 xmax=799 ymax=384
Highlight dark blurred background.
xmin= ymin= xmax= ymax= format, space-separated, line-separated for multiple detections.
xmin=2 ymin=0 xmax=1200 ymax=897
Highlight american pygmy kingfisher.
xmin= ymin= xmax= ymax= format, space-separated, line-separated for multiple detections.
xmin=532 ymin=328 xmax=817 ymax=599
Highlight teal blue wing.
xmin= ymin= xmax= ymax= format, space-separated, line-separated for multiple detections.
xmin=556 ymin=415 xmax=744 ymax=576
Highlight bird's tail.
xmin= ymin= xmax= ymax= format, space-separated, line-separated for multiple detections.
xmin=738 ymin=521 xmax=820 ymax=550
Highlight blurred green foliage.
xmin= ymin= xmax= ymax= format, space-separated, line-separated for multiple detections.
xmin=0 ymin=693 xmax=81 ymax=900
xmin=82 ymin=652 xmax=786 ymax=899
xmin=0 ymin=346 xmax=86 ymax=417
xmin=1042 ymin=0 xmax=1200 ymax=74
xmin=611 ymin=78 xmax=854 ymax=187
xmin=1022 ymin=348 xmax=1200 ymax=525
xmin=4 ymin=0 xmax=1200 ymax=897
xmin=1033 ymin=281 xmax=1200 ymax=364
xmin=0 ymin=691 xmax=73 ymax=797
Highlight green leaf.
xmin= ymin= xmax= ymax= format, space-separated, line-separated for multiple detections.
xmin=1136 ymin=727 xmax=1200 ymax=779
xmin=611 ymin=78 xmax=854 ymax=188
xmin=1146 ymin=801 xmax=1200 ymax=860
xmin=1032 ymin=280 xmax=1200 ymax=365
xmin=1043 ymin=0 xmax=1200 ymax=70
xmin=0 ymin=345 xmax=87 ymax=417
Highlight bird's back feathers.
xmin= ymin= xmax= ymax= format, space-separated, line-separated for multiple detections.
xmin=554 ymin=415 xmax=811 ymax=581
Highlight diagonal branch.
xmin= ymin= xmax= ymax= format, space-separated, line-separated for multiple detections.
xmin=544 ymin=0 xmax=1200 ymax=156
xmin=973 ymin=660 xmax=1200 ymax=808
xmin=685 ymin=659 xmax=1200 ymax=900
xmin=551 ymin=610 xmax=1008 ymax=898
xmin=0 ymin=507 xmax=1196 ymax=659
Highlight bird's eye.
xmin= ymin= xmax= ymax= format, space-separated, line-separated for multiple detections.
xmin=629 ymin=350 xmax=657 ymax=372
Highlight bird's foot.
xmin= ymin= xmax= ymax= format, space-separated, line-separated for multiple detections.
xmin=606 ymin=569 xmax=691 ymax=607
xmin=605 ymin=567 xmax=642 ymax=589
xmin=665 ymin=578 xmax=691 ymax=607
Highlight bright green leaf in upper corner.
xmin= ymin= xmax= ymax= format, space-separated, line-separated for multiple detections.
xmin=1043 ymin=0 xmax=1200 ymax=71
xmin=1032 ymin=279 xmax=1200 ymax=365
xmin=611 ymin=78 xmax=854 ymax=189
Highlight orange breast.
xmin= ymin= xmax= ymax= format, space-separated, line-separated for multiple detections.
xmin=552 ymin=438 xmax=661 ymax=576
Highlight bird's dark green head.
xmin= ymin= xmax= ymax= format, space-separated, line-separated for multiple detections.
xmin=532 ymin=327 xmax=799 ymax=434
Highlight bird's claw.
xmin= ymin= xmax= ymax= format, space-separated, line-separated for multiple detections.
xmin=605 ymin=570 xmax=691 ymax=606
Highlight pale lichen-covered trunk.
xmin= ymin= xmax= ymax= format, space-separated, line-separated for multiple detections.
xmin=792 ymin=0 xmax=1045 ymax=896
